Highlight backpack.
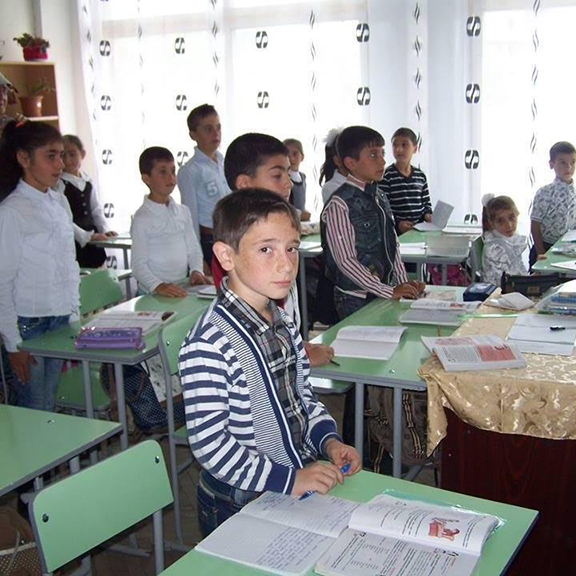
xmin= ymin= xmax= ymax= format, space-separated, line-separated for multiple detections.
xmin=0 ymin=507 xmax=41 ymax=575
xmin=100 ymin=362 xmax=186 ymax=434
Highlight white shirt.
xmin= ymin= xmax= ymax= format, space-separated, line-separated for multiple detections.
xmin=482 ymin=230 xmax=528 ymax=285
xmin=54 ymin=171 xmax=108 ymax=247
xmin=130 ymin=196 xmax=203 ymax=293
xmin=0 ymin=180 xmax=80 ymax=351
xmin=321 ymin=171 xmax=347 ymax=204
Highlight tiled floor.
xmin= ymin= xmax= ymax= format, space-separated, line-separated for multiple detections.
xmin=2 ymin=392 xmax=436 ymax=575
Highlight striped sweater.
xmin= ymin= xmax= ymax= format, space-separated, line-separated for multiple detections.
xmin=179 ymin=298 xmax=340 ymax=495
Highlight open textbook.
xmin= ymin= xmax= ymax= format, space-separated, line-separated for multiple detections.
xmin=421 ymin=334 xmax=527 ymax=371
xmin=330 ymin=326 xmax=406 ymax=360
xmin=83 ymin=309 xmax=174 ymax=335
xmin=316 ymin=493 xmax=501 ymax=576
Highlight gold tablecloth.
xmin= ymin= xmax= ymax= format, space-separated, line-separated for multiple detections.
xmin=420 ymin=302 xmax=576 ymax=455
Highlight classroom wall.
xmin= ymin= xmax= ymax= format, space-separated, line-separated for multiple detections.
xmin=0 ymin=1 xmax=35 ymax=61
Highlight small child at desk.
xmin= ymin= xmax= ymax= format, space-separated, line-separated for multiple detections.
xmin=481 ymin=194 xmax=527 ymax=285
xmin=283 ymin=137 xmax=311 ymax=221
xmin=530 ymin=140 xmax=576 ymax=267
xmin=131 ymin=146 xmax=208 ymax=297
xmin=180 ymin=189 xmax=360 ymax=537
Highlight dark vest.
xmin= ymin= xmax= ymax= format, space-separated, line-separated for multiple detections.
xmin=321 ymin=181 xmax=397 ymax=293
xmin=63 ymin=179 xmax=98 ymax=232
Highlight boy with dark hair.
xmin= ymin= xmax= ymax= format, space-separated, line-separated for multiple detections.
xmin=180 ymin=188 xmax=360 ymax=536
xmin=321 ymin=125 xmax=424 ymax=320
xmin=377 ymin=127 xmax=433 ymax=234
xmin=177 ymin=103 xmax=230 ymax=265
xmin=530 ymin=140 xmax=576 ymax=266
xmin=131 ymin=146 xmax=207 ymax=297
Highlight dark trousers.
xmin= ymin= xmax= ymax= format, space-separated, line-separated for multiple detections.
xmin=200 ymin=232 xmax=214 ymax=267
xmin=529 ymin=241 xmax=553 ymax=270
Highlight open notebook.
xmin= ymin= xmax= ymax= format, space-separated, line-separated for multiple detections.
xmin=414 ymin=200 xmax=454 ymax=231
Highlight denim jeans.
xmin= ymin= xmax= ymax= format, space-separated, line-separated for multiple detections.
xmin=334 ymin=289 xmax=375 ymax=321
xmin=196 ymin=470 xmax=261 ymax=538
xmin=14 ymin=315 xmax=69 ymax=411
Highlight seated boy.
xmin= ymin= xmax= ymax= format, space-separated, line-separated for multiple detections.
xmin=378 ymin=127 xmax=432 ymax=234
xmin=177 ymin=103 xmax=230 ymax=266
xmin=131 ymin=146 xmax=208 ymax=297
xmin=218 ymin=132 xmax=334 ymax=367
xmin=530 ymin=141 xmax=576 ymax=267
xmin=180 ymin=189 xmax=360 ymax=537
xmin=321 ymin=125 xmax=424 ymax=321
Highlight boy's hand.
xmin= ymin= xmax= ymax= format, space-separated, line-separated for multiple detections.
xmin=155 ymin=282 xmax=188 ymax=298
xmin=8 ymin=351 xmax=37 ymax=383
xmin=408 ymin=280 xmax=426 ymax=295
xmin=300 ymin=209 xmax=312 ymax=222
xmin=424 ymin=213 xmax=433 ymax=223
xmin=537 ymin=254 xmax=548 ymax=260
xmin=90 ymin=232 xmax=108 ymax=242
xmin=189 ymin=270 xmax=210 ymax=286
xmin=323 ymin=438 xmax=361 ymax=475
xmin=291 ymin=461 xmax=343 ymax=498
xmin=105 ymin=230 xmax=118 ymax=237
xmin=398 ymin=220 xmax=414 ymax=233
xmin=306 ymin=343 xmax=334 ymax=367
xmin=392 ymin=282 xmax=421 ymax=299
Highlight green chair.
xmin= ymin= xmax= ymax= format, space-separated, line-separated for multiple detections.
xmin=56 ymin=269 xmax=123 ymax=415
xmin=158 ymin=311 xmax=206 ymax=546
xmin=469 ymin=236 xmax=484 ymax=282
xmin=30 ymin=440 xmax=173 ymax=575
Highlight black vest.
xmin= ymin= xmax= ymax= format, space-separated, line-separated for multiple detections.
xmin=63 ymin=179 xmax=98 ymax=232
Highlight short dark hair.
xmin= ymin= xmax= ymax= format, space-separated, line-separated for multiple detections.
xmin=62 ymin=134 xmax=85 ymax=153
xmin=336 ymin=126 xmax=384 ymax=163
xmin=186 ymin=103 xmax=218 ymax=132
xmin=213 ymin=188 xmax=300 ymax=251
xmin=283 ymin=138 xmax=304 ymax=155
xmin=139 ymin=146 xmax=174 ymax=176
xmin=224 ymin=133 xmax=289 ymax=190
xmin=392 ymin=127 xmax=418 ymax=147
xmin=550 ymin=141 xmax=576 ymax=162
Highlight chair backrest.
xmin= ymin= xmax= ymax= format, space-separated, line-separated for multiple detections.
xmin=30 ymin=440 xmax=173 ymax=574
xmin=79 ymin=269 xmax=123 ymax=316
xmin=158 ymin=310 xmax=206 ymax=377
xmin=470 ymin=236 xmax=484 ymax=280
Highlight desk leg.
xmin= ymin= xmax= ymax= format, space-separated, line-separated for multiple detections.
xmin=82 ymin=361 xmax=94 ymax=419
xmin=299 ymin=256 xmax=308 ymax=340
xmin=416 ymin=263 xmax=423 ymax=281
xmin=114 ymin=363 xmax=129 ymax=450
xmin=392 ymin=387 xmax=402 ymax=478
xmin=123 ymin=248 xmax=132 ymax=299
xmin=355 ymin=382 xmax=364 ymax=464
xmin=441 ymin=265 xmax=448 ymax=286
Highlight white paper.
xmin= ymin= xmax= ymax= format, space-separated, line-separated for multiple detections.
xmin=442 ymin=225 xmax=482 ymax=236
xmin=196 ymin=515 xmax=335 ymax=576
xmin=399 ymin=309 xmax=464 ymax=327
xmin=551 ymin=260 xmax=576 ymax=271
xmin=414 ymin=200 xmax=454 ymax=231
xmin=331 ymin=326 xmax=406 ymax=360
xmin=241 ymin=491 xmax=359 ymax=538
xmin=409 ymin=299 xmax=480 ymax=312
xmin=511 ymin=340 xmax=574 ymax=356
xmin=84 ymin=310 xmax=173 ymax=335
xmin=561 ymin=230 xmax=576 ymax=242
xmin=185 ymin=283 xmax=217 ymax=298
xmin=400 ymin=243 xmax=426 ymax=256
xmin=487 ymin=292 xmax=534 ymax=311
xmin=315 ymin=530 xmax=478 ymax=576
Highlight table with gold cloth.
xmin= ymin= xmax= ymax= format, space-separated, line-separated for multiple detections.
xmin=420 ymin=299 xmax=576 ymax=456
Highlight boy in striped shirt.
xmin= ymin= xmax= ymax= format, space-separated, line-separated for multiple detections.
xmin=180 ymin=189 xmax=360 ymax=537
xmin=378 ymin=127 xmax=433 ymax=234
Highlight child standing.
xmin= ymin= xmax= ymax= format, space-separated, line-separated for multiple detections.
xmin=0 ymin=121 xmax=79 ymax=411
xmin=378 ymin=127 xmax=432 ymax=234
xmin=177 ymin=103 xmax=230 ymax=266
xmin=283 ymin=138 xmax=311 ymax=221
xmin=55 ymin=134 xmax=117 ymax=268
xmin=180 ymin=189 xmax=360 ymax=536
xmin=530 ymin=141 xmax=576 ymax=266
xmin=320 ymin=128 xmax=347 ymax=204
xmin=482 ymin=194 xmax=527 ymax=285
xmin=131 ymin=147 xmax=207 ymax=297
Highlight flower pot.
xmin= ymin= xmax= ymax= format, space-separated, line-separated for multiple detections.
xmin=19 ymin=95 xmax=44 ymax=117
xmin=23 ymin=46 xmax=48 ymax=61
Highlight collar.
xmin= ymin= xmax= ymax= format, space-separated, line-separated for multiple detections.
xmin=485 ymin=229 xmax=526 ymax=245
xmin=143 ymin=195 xmax=177 ymax=214
xmin=553 ymin=176 xmax=574 ymax=188
xmin=219 ymin=277 xmax=283 ymax=336
xmin=16 ymin=178 xmax=58 ymax=202
xmin=61 ymin=171 xmax=90 ymax=191
xmin=289 ymin=169 xmax=302 ymax=183
xmin=346 ymin=174 xmax=367 ymax=191
xmin=193 ymin=146 xmax=223 ymax=166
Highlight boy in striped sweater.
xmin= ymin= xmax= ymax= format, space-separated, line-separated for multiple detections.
xmin=179 ymin=189 xmax=360 ymax=537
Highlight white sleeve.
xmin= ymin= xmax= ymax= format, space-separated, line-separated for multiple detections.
xmin=89 ymin=181 xmax=109 ymax=232
xmin=177 ymin=165 xmax=200 ymax=239
xmin=53 ymin=186 xmax=92 ymax=246
xmin=0 ymin=208 xmax=23 ymax=352
xmin=130 ymin=212 xmax=162 ymax=292
xmin=183 ymin=206 xmax=203 ymax=273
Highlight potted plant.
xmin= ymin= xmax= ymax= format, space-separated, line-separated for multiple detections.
xmin=19 ymin=78 xmax=54 ymax=117
xmin=13 ymin=33 xmax=50 ymax=61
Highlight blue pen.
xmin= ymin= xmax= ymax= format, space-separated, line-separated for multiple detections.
xmin=299 ymin=463 xmax=351 ymax=501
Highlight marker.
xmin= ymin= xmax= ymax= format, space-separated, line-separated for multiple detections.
xmin=550 ymin=326 xmax=566 ymax=331
xmin=299 ymin=463 xmax=351 ymax=501
xmin=329 ymin=359 xmax=341 ymax=367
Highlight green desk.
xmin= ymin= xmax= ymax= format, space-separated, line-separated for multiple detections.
xmin=298 ymin=233 xmax=323 ymax=339
xmin=90 ymin=237 xmax=134 ymax=297
xmin=311 ymin=287 xmax=463 ymax=477
xmin=0 ymin=405 xmax=121 ymax=496
xmin=19 ymin=294 xmax=210 ymax=450
xmin=159 ymin=469 xmax=537 ymax=576
xmin=532 ymin=239 xmax=576 ymax=276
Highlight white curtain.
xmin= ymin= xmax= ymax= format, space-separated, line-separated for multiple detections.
xmin=73 ymin=0 xmax=576 ymax=265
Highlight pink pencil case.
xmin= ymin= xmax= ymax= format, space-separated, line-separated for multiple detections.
xmin=74 ymin=327 xmax=145 ymax=350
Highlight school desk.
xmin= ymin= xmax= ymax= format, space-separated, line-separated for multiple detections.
xmin=531 ymin=238 xmax=576 ymax=277
xmin=19 ymin=294 xmax=210 ymax=450
xmin=90 ymin=237 xmax=134 ymax=297
xmin=310 ymin=286 xmax=463 ymax=477
xmin=158 ymin=469 xmax=537 ymax=576
xmin=0 ymin=404 xmax=121 ymax=496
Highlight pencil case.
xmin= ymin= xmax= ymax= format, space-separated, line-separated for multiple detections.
xmin=74 ymin=327 xmax=145 ymax=349
xmin=501 ymin=272 xmax=568 ymax=297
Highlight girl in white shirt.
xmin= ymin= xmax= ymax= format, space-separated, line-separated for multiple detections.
xmin=481 ymin=194 xmax=528 ymax=285
xmin=319 ymin=128 xmax=347 ymax=204
xmin=0 ymin=121 xmax=79 ymax=411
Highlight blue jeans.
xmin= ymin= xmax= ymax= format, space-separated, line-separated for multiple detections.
xmin=14 ymin=315 xmax=69 ymax=411
xmin=196 ymin=470 xmax=261 ymax=538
